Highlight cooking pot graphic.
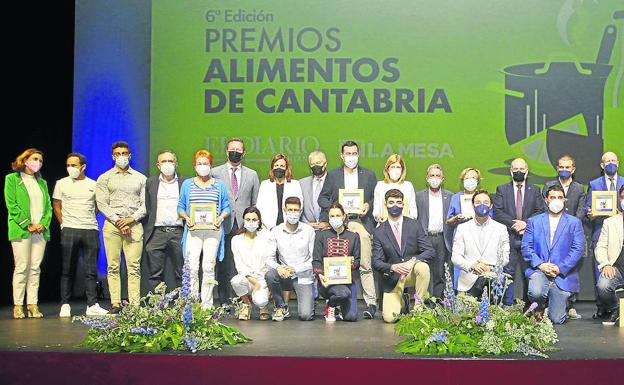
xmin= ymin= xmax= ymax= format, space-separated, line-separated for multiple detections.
xmin=503 ymin=19 xmax=620 ymax=184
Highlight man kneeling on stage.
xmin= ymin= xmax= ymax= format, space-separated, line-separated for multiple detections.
xmin=522 ymin=185 xmax=585 ymax=324
xmin=372 ymin=189 xmax=434 ymax=323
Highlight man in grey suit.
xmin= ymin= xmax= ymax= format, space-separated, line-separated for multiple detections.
xmin=210 ymin=138 xmax=260 ymax=305
xmin=318 ymin=141 xmax=378 ymax=318
xmin=300 ymin=150 xmax=329 ymax=231
xmin=144 ymin=150 xmax=187 ymax=292
xmin=415 ymin=164 xmax=454 ymax=299
xmin=542 ymin=154 xmax=586 ymax=319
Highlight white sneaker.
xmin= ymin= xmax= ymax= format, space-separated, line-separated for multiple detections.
xmin=59 ymin=304 xmax=71 ymax=318
xmin=86 ymin=303 xmax=109 ymax=316
xmin=568 ymin=308 xmax=582 ymax=319
xmin=325 ymin=305 xmax=336 ymax=322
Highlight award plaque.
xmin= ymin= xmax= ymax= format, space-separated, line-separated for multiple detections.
xmin=591 ymin=191 xmax=617 ymax=216
xmin=460 ymin=194 xmax=475 ymax=218
xmin=190 ymin=202 xmax=217 ymax=229
xmin=339 ymin=188 xmax=364 ymax=214
xmin=323 ymin=256 xmax=352 ymax=285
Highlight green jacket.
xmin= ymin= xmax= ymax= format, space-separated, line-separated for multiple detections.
xmin=4 ymin=172 xmax=52 ymax=241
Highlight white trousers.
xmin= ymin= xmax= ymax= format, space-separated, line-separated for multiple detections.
xmin=186 ymin=230 xmax=220 ymax=309
xmin=11 ymin=234 xmax=47 ymax=305
xmin=230 ymin=274 xmax=269 ymax=308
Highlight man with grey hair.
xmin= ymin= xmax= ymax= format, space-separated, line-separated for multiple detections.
xmin=415 ymin=164 xmax=454 ymax=299
xmin=300 ymin=150 xmax=329 ymax=230
xmin=143 ymin=150 xmax=187 ymax=292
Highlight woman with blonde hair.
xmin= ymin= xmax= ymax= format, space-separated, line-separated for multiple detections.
xmin=255 ymin=154 xmax=303 ymax=229
xmin=4 ymin=148 xmax=52 ymax=319
xmin=373 ymin=154 xmax=417 ymax=224
xmin=178 ymin=149 xmax=231 ymax=309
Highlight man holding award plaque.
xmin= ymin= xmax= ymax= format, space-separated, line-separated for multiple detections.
xmin=318 ymin=141 xmax=378 ymax=319
xmin=312 ymin=203 xmax=361 ymax=322
xmin=372 ymin=189 xmax=434 ymax=323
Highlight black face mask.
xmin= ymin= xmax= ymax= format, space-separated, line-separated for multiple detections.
xmin=228 ymin=151 xmax=243 ymax=163
xmin=512 ymin=171 xmax=526 ymax=182
xmin=310 ymin=165 xmax=325 ymax=177
xmin=273 ymin=168 xmax=286 ymax=179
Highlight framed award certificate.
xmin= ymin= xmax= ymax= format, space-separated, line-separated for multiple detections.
xmin=190 ymin=202 xmax=217 ymax=229
xmin=339 ymin=188 xmax=364 ymax=214
xmin=460 ymin=194 xmax=475 ymax=218
xmin=591 ymin=191 xmax=617 ymax=216
xmin=323 ymin=256 xmax=352 ymax=285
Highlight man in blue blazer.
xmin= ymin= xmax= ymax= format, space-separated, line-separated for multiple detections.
xmin=522 ymin=185 xmax=585 ymax=324
xmin=584 ymin=152 xmax=623 ymax=318
xmin=372 ymin=189 xmax=434 ymax=323
xmin=493 ymin=158 xmax=544 ymax=305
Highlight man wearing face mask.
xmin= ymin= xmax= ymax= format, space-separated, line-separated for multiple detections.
xmin=522 ymin=185 xmax=585 ymax=324
xmin=372 ymin=189 xmax=434 ymax=323
xmin=210 ymin=138 xmax=260 ymax=306
xmin=300 ymin=150 xmax=329 ymax=230
xmin=585 ymin=151 xmax=624 ymax=319
xmin=542 ymin=155 xmax=586 ymax=319
xmin=143 ymin=150 xmax=187 ymax=293
xmin=312 ymin=203 xmax=361 ymax=322
xmin=96 ymin=141 xmax=147 ymax=314
xmin=52 ymin=153 xmax=108 ymax=317
xmin=416 ymin=164 xmax=454 ymax=299
xmin=451 ymin=190 xmax=510 ymax=298
xmin=318 ymin=141 xmax=378 ymax=318
xmin=493 ymin=158 xmax=544 ymax=306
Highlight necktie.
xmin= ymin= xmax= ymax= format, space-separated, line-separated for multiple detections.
xmin=393 ymin=222 xmax=401 ymax=250
xmin=231 ymin=167 xmax=238 ymax=196
xmin=515 ymin=184 xmax=523 ymax=220
xmin=312 ymin=179 xmax=321 ymax=221
xmin=609 ymin=178 xmax=616 ymax=191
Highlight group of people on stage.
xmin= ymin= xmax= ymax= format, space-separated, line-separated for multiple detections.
xmin=4 ymin=139 xmax=623 ymax=327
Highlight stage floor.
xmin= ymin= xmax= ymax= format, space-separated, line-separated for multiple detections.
xmin=1 ymin=301 xmax=622 ymax=360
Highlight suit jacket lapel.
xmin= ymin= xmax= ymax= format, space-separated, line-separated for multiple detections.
xmin=550 ymin=214 xmax=568 ymax=251
xmin=400 ymin=220 xmax=409 ymax=256
xmin=522 ymin=184 xmax=533 ymax=218
xmin=541 ymin=214 xmax=551 ymax=250
xmin=422 ymin=192 xmax=430 ymax=227
xmin=385 ymin=222 xmax=402 ymax=257
xmin=507 ymin=183 xmax=517 ymax=217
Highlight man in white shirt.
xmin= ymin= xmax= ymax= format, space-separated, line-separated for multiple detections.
xmin=265 ymin=196 xmax=315 ymax=321
xmin=143 ymin=150 xmax=186 ymax=293
xmin=451 ymin=190 xmax=510 ymax=297
xmin=53 ymin=153 xmax=108 ymax=317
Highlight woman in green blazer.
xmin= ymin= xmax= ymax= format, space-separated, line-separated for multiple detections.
xmin=4 ymin=148 xmax=52 ymax=319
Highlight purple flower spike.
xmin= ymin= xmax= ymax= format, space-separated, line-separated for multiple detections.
xmin=413 ymin=294 xmax=423 ymax=304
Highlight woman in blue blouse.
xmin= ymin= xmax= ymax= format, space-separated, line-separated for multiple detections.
xmin=178 ymin=149 xmax=231 ymax=309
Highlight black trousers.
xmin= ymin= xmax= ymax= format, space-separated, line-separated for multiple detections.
xmin=145 ymin=227 xmax=183 ymax=292
xmin=217 ymin=222 xmax=239 ymax=305
xmin=60 ymin=228 xmax=100 ymax=306
xmin=429 ymin=232 xmax=451 ymax=299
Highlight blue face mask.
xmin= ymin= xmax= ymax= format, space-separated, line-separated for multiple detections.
xmin=474 ymin=204 xmax=490 ymax=218
xmin=387 ymin=205 xmax=403 ymax=218
xmin=558 ymin=170 xmax=572 ymax=180
xmin=604 ymin=163 xmax=618 ymax=177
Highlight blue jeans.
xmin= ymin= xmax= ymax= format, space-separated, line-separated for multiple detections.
xmin=527 ymin=271 xmax=571 ymax=325
xmin=319 ymin=282 xmax=358 ymax=322
xmin=265 ymin=268 xmax=314 ymax=321
xmin=596 ymin=268 xmax=624 ymax=312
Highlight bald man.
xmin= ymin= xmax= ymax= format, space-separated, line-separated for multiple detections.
xmin=585 ymin=151 xmax=624 ymax=319
xmin=493 ymin=158 xmax=544 ymax=306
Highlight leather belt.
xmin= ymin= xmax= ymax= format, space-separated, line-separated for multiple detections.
xmin=156 ymin=226 xmax=182 ymax=232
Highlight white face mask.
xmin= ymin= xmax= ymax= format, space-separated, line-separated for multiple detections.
xmin=463 ymin=177 xmax=478 ymax=192
xmin=195 ymin=164 xmax=211 ymax=176
xmin=343 ymin=155 xmax=358 ymax=169
xmin=159 ymin=162 xmax=175 ymax=177
xmin=67 ymin=166 xmax=81 ymax=179
xmin=548 ymin=199 xmax=564 ymax=214
xmin=285 ymin=212 xmax=300 ymax=225
xmin=427 ymin=177 xmax=442 ymax=189
xmin=388 ymin=168 xmax=402 ymax=181
xmin=115 ymin=156 xmax=129 ymax=169
xmin=244 ymin=221 xmax=259 ymax=233
xmin=329 ymin=217 xmax=344 ymax=230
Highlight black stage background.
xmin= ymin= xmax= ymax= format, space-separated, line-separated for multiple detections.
xmin=1 ymin=2 xmax=74 ymax=305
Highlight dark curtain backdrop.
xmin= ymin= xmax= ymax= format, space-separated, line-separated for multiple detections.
xmin=0 ymin=2 xmax=75 ymax=305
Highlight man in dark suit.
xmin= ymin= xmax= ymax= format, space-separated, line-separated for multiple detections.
xmin=300 ymin=150 xmax=329 ymax=230
xmin=542 ymin=154 xmax=586 ymax=319
xmin=318 ymin=140 xmax=378 ymax=318
xmin=372 ymin=189 xmax=434 ymax=323
xmin=415 ymin=163 xmax=454 ymax=299
xmin=584 ymin=151 xmax=623 ymax=318
xmin=522 ymin=185 xmax=585 ymax=324
xmin=210 ymin=138 xmax=260 ymax=305
xmin=144 ymin=150 xmax=187 ymax=292
xmin=493 ymin=157 xmax=544 ymax=306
